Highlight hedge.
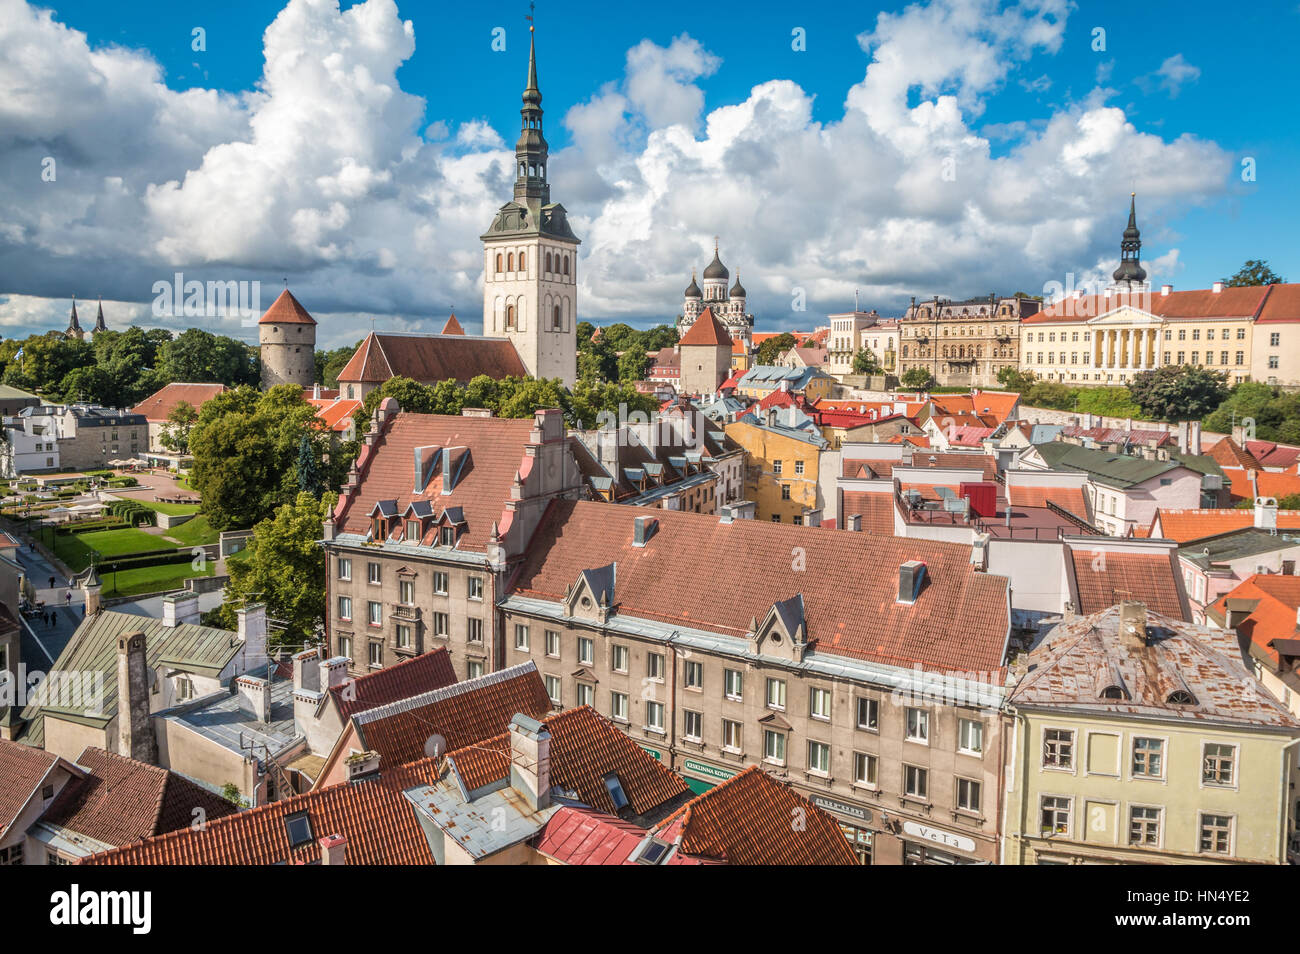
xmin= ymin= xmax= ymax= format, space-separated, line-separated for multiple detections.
xmin=98 ymin=550 xmax=198 ymax=574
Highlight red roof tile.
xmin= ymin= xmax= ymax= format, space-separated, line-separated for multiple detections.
xmin=329 ymin=648 xmax=458 ymax=721
xmin=513 ymin=500 xmax=1010 ymax=674
xmin=336 ymin=331 xmax=527 ymax=386
xmin=257 ymin=288 xmax=317 ymax=326
xmin=440 ymin=313 xmax=465 ymax=335
xmin=534 ymin=805 xmax=648 ymax=864
xmin=82 ymin=760 xmax=441 ymax=865
xmin=663 ymin=765 xmax=857 ymax=865
xmin=1008 ymin=485 xmax=1089 ymax=516
xmin=130 ymin=383 xmax=227 ymax=422
xmin=678 ymin=308 xmax=733 ymax=348
xmin=1208 ymin=574 xmax=1300 ymax=667
xmin=1210 ymin=437 xmax=1262 ymax=472
xmin=1024 ymin=284 xmax=1281 ymax=324
xmin=41 ymin=747 xmax=239 ymax=848
xmin=1069 ymin=549 xmax=1187 ymax=619
xmin=841 ymin=490 xmax=897 ymax=534
xmin=0 ymin=739 xmax=62 ymax=838
xmin=1149 ymin=508 xmax=1300 ymax=543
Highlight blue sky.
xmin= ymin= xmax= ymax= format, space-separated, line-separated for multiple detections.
xmin=2 ymin=0 xmax=1297 ymax=346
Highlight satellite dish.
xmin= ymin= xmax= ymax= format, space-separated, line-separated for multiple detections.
xmin=424 ymin=733 xmax=446 ymax=759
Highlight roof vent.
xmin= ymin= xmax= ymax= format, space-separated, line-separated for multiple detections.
xmin=1212 ymin=281 xmax=1224 ymax=294
xmin=632 ymin=515 xmax=658 ymax=547
xmin=1161 ymin=284 xmax=1172 ymax=296
xmin=897 ymin=560 xmax=926 ymax=604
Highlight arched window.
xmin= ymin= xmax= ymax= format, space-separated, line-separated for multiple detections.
xmin=507 ymin=253 xmax=514 ymax=271
xmin=519 ymin=163 xmax=525 ymax=177
xmin=562 ymin=256 xmax=570 ymax=276
xmin=553 ymin=304 xmax=562 ymax=331
xmin=495 ymin=253 xmax=503 ymax=273
xmin=519 ymin=252 xmax=526 ymax=271
xmin=506 ymin=304 xmax=516 ymax=329
xmin=529 ymin=164 xmax=536 ymax=177
xmin=545 ymin=252 xmax=552 ymax=273
xmin=539 ymin=165 xmax=544 ymax=178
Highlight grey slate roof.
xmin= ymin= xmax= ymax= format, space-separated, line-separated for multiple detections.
xmin=1034 ymin=441 xmax=1192 ymax=489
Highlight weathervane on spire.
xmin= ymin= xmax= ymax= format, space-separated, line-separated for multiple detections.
xmin=527 ymin=1 xmax=535 ymax=31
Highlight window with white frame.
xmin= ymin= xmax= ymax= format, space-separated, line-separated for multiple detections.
xmin=903 ymin=764 xmax=928 ymax=799
xmin=646 ymin=701 xmax=665 ymax=732
xmin=337 ymin=596 xmax=352 ymax=620
xmin=905 ymin=707 xmax=929 ymax=743
xmin=807 ymin=740 xmax=830 ymax=774
xmin=610 ymin=691 xmax=628 ymax=722
xmin=683 ymin=709 xmax=703 ymax=741
xmin=367 ymin=601 xmax=382 ymax=627
xmin=467 ymin=618 xmax=483 ymax=643
xmin=853 ymin=752 xmax=877 ymax=787
xmin=338 ymin=557 xmax=352 ymax=580
xmin=398 ymin=580 xmax=414 ymax=605
xmin=368 ymin=642 xmax=383 ymax=667
xmin=395 ymin=624 xmax=411 ymax=649
xmin=433 ymin=612 xmax=449 ymax=638
xmin=685 ymin=660 xmax=703 ymax=689
xmin=1043 ymin=728 xmax=1074 ymax=768
xmin=367 ymin=562 xmax=381 ymax=584
xmin=545 ymin=675 xmax=561 ymax=706
xmin=612 ymin=644 xmax=629 ymax=673
xmin=647 ymin=652 xmax=665 ymax=681
xmin=856 ymin=697 xmax=878 ymax=731
xmin=544 ymin=630 xmax=560 ymax=656
xmin=433 ymin=571 xmax=448 ymax=595
xmin=466 ymin=660 xmax=483 ymax=679
xmin=956 ymin=777 xmax=982 ymax=814
xmin=1040 ymin=795 xmax=1070 ymax=835
xmin=578 ymin=636 xmax=594 ymax=665
xmin=810 ymin=687 xmax=831 ymax=721
xmin=514 ymin=623 xmax=529 ymax=651
xmin=1129 ymin=806 xmax=1161 ymax=846
xmin=468 ymin=576 xmax=483 ymax=600
xmin=765 ymin=677 xmax=786 ymax=709
xmin=576 ymin=683 xmax=594 ymax=707
xmin=722 ymin=719 xmax=743 ymax=752
xmin=958 ymin=718 xmax=983 ymax=755
xmin=763 ymin=730 xmax=787 ymax=765
xmin=724 ymin=668 xmax=743 ymax=700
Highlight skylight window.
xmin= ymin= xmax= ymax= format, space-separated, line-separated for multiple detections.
xmin=603 ymin=773 xmax=629 ymax=811
xmin=284 ymin=811 xmax=314 ymax=849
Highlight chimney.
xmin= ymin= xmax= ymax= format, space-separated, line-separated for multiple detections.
xmin=161 ymin=591 xmax=200 ymax=628
xmin=509 ymin=713 xmax=551 ymax=811
xmin=1255 ymin=497 xmax=1278 ymax=530
xmin=312 ymin=383 xmax=321 ymax=400
xmin=632 ymin=515 xmax=658 ymax=547
xmin=765 ymin=407 xmax=777 ymax=427
xmin=1188 ymin=421 xmax=1202 ymax=456
xmin=897 ymin=560 xmax=926 ymax=604
xmin=320 ymin=655 xmax=350 ymax=690
xmin=719 ymin=506 xmax=733 ymax=525
xmin=461 ymin=407 xmax=494 ymax=418
xmin=319 ymin=833 xmax=347 ymax=865
xmin=1212 ymin=281 xmax=1224 ymax=294
xmin=970 ymin=532 xmax=990 ymax=571
xmin=236 ymin=604 xmax=268 ymax=672
xmin=1176 ymin=420 xmax=1189 ymax=455
xmin=235 ymin=675 xmax=272 ymax=722
xmin=293 ymin=647 xmax=321 ymax=692
xmin=1160 ymin=284 xmax=1172 ymax=296
xmin=344 ymin=750 xmax=380 ymax=782
xmin=116 ymin=631 xmax=157 ymax=763
xmin=1118 ymin=601 xmax=1149 ymax=649
xmin=846 ymin=513 xmax=862 ymax=532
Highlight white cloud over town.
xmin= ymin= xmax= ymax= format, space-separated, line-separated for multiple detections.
xmin=0 ymin=0 xmax=1232 ymax=346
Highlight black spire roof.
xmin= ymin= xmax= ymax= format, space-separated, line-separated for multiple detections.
xmin=703 ymin=242 xmax=728 ymax=280
xmin=66 ymin=297 xmax=81 ymax=334
xmin=684 ymin=270 xmax=702 ymax=298
xmin=729 ymin=271 xmax=746 ymax=298
xmin=93 ymin=297 xmax=107 ymax=333
xmin=1111 ymin=193 xmax=1147 ymax=284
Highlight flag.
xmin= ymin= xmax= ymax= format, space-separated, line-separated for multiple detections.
xmin=14 ymin=347 xmax=22 ymax=359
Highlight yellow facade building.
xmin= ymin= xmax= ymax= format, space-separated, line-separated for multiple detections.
xmin=724 ymin=406 xmax=830 ymax=525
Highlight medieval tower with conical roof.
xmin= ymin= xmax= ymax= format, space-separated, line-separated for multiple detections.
xmin=480 ymin=26 xmax=579 ymax=388
xmin=259 ymin=288 xmax=317 ymax=389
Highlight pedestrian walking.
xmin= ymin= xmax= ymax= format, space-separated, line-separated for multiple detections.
xmin=65 ymin=590 xmax=71 ymax=607
xmin=48 ymin=575 xmax=55 ymax=589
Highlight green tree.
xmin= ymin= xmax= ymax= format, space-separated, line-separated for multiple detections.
xmin=617 ymin=348 xmax=650 ymax=383
xmin=56 ymin=365 xmax=114 ymax=404
xmin=756 ymin=333 xmax=796 ymax=366
xmin=315 ymin=341 xmax=362 ymax=387
xmin=1222 ymin=259 xmax=1285 ymax=287
xmin=1074 ymin=386 xmax=1141 ymax=418
xmin=1128 ymin=365 xmax=1230 ymax=421
xmin=851 ymin=348 xmax=882 ymax=375
xmin=900 ymin=367 xmax=933 ymax=390
xmin=997 ymin=366 xmax=1037 ymax=392
xmin=1023 ymin=381 xmax=1076 ymax=410
xmin=296 ymin=433 xmax=323 ymax=496
xmin=578 ymin=338 xmax=618 ymax=382
xmin=161 ymin=328 xmax=258 ymax=387
xmin=213 ymin=491 xmax=336 ymax=650
xmin=159 ymin=401 xmax=200 ymax=454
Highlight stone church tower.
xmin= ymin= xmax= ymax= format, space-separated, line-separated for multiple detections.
xmin=480 ymin=27 xmax=579 ymax=388
xmin=259 ymin=288 xmax=317 ymax=389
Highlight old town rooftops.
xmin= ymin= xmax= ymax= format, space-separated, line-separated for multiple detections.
xmin=510 ymin=499 xmax=1010 ymax=675
xmin=1011 ymin=604 xmax=1297 ymax=729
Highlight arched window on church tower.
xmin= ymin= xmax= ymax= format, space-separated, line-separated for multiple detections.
xmin=507 ymin=252 xmax=514 ymax=271
xmin=496 ymin=253 xmax=503 ymax=273
xmin=563 ymin=256 xmax=570 ymax=276
xmin=519 ymin=252 xmax=526 ymax=271
xmin=545 ymin=252 xmax=552 ymax=273
xmin=553 ymin=304 xmax=562 ymax=331
xmin=506 ymin=304 xmax=516 ymax=330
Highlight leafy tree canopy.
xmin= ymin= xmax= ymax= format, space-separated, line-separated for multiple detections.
xmin=1222 ymin=259 xmax=1285 ymax=287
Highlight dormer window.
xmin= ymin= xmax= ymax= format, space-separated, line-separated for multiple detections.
xmin=372 ymin=517 xmax=385 ymax=539
xmin=440 ymin=525 xmax=455 ymax=546
xmin=1100 ymin=685 xmax=1126 ymax=700
xmin=603 ymin=774 xmax=629 ymax=812
xmin=405 ymin=520 xmax=420 ymax=542
xmin=1166 ymin=690 xmax=1196 ymax=706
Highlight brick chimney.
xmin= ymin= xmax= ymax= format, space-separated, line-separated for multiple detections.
xmin=116 ymin=631 xmax=157 ymax=763
xmin=319 ymin=833 xmax=347 ymax=865
xmin=509 ymin=713 xmax=551 ymax=812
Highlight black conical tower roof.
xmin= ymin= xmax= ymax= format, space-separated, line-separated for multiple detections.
xmin=1112 ymin=193 xmax=1147 ymax=284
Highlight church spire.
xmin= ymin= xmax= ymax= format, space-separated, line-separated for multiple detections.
xmin=66 ymin=296 xmax=82 ymax=337
xmin=514 ymin=23 xmax=549 ymax=207
xmin=93 ymin=297 xmax=107 ymax=334
xmin=1111 ymin=192 xmax=1147 ymax=286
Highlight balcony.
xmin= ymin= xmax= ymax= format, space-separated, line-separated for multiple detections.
xmin=390 ymin=603 xmax=420 ymax=622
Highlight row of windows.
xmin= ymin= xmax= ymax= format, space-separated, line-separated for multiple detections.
xmin=771 ymin=459 xmax=805 ymax=476
xmin=493 ymin=250 xmax=572 ymax=278
xmin=1039 ymin=796 xmax=1235 ymax=855
xmin=1041 ymin=728 xmax=1237 ymax=786
xmin=1028 ymin=350 xmax=1247 ymax=367
xmin=338 ymin=558 xmax=482 ymax=600
xmin=1025 ymin=327 xmax=1248 ymax=344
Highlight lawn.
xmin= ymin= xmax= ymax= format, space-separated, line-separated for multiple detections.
xmin=161 ymin=514 xmax=220 ymax=548
xmin=133 ymin=500 xmax=202 ymax=517
xmin=41 ymin=525 xmax=174 ymax=572
xmin=101 ymin=561 xmax=216 ymax=599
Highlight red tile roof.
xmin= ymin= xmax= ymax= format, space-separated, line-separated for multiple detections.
xmin=334 ymin=412 xmax=537 ymax=548
xmin=82 ymin=759 xmax=441 ymax=865
xmin=1069 ymin=548 xmax=1187 ymax=619
xmin=347 ymin=663 xmax=551 ymax=773
xmin=1147 ymin=508 xmax=1300 ymax=543
xmin=308 ymin=397 xmax=363 ymax=432
xmin=440 ymin=313 xmax=465 ymax=335
xmin=41 ymin=747 xmax=239 ymax=848
xmin=1024 ymin=284 xmax=1282 ymax=324
xmin=513 ymin=500 xmax=1010 ymax=674
xmin=1210 ymin=437 xmax=1262 ymax=472
xmin=257 ymin=288 xmax=317 ymax=326
xmin=1208 ymin=574 xmax=1300 ymax=668
xmin=0 ymin=739 xmax=62 ymax=839
xmin=329 ymin=648 xmax=458 ymax=721
xmin=841 ymin=490 xmax=898 ymax=534
xmin=130 ymin=383 xmax=227 ymax=422
xmin=661 ymin=765 xmax=858 ymax=865
xmin=1245 ymin=440 xmax=1300 ymax=470
xmin=678 ymin=308 xmax=733 ymax=348
xmin=1254 ymin=283 xmax=1300 ymax=323
xmin=336 ymin=331 xmax=527 ymax=386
